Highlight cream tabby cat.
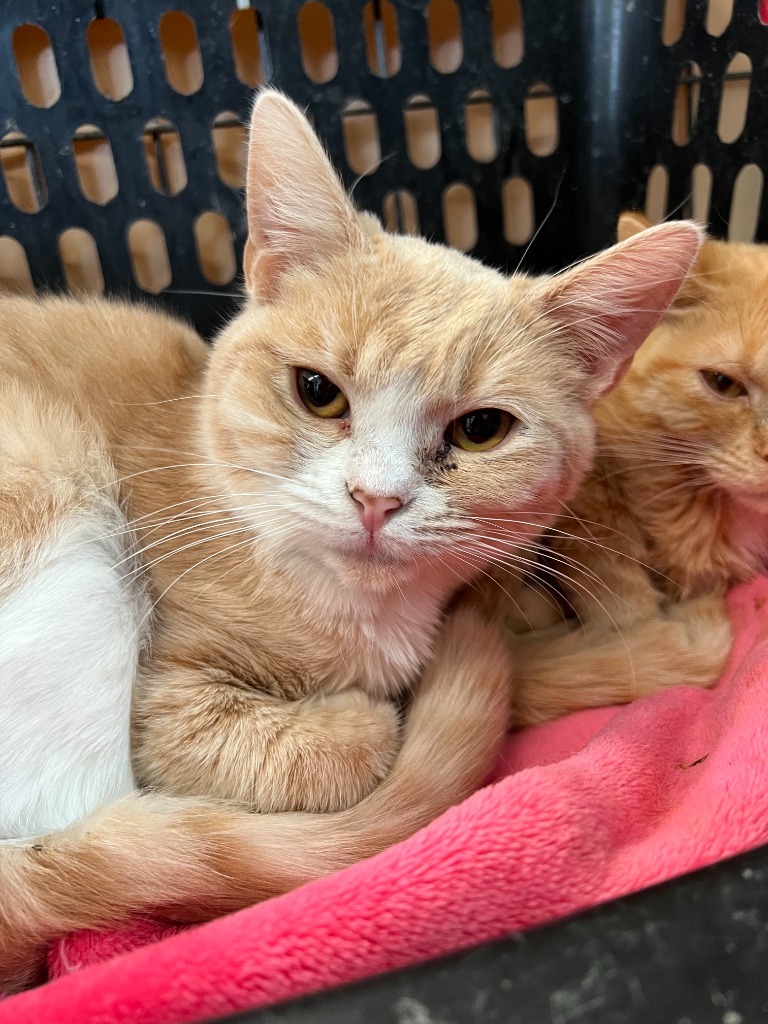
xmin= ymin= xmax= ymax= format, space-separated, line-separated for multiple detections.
xmin=508 ymin=212 xmax=767 ymax=724
xmin=0 ymin=94 xmax=700 ymax=990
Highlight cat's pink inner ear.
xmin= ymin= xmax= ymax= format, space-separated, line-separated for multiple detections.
xmin=243 ymin=90 xmax=363 ymax=299
xmin=537 ymin=222 xmax=703 ymax=403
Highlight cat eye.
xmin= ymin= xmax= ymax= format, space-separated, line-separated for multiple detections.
xmin=700 ymin=370 xmax=747 ymax=400
xmin=297 ymin=369 xmax=350 ymax=418
xmin=446 ymin=408 xmax=515 ymax=452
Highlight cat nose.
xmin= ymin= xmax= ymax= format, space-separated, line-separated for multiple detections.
xmin=350 ymin=489 xmax=403 ymax=536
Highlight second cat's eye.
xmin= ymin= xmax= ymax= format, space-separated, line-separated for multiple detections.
xmin=297 ymin=369 xmax=350 ymax=418
xmin=700 ymin=369 xmax=747 ymax=400
xmin=446 ymin=408 xmax=516 ymax=452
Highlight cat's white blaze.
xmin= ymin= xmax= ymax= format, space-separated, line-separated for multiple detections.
xmin=267 ymin=382 xmax=468 ymax=695
xmin=0 ymin=514 xmax=147 ymax=840
xmin=345 ymin=383 xmax=425 ymax=505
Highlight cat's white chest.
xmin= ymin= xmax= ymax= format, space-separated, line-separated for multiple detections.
xmin=308 ymin=582 xmax=444 ymax=698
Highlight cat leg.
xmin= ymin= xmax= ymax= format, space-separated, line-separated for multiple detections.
xmin=510 ymin=594 xmax=732 ymax=727
xmin=0 ymin=386 xmax=146 ymax=839
xmin=133 ymin=667 xmax=400 ymax=813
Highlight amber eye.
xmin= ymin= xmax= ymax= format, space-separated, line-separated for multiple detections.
xmin=446 ymin=408 xmax=516 ymax=452
xmin=297 ymin=369 xmax=349 ymax=418
xmin=700 ymin=370 xmax=747 ymax=399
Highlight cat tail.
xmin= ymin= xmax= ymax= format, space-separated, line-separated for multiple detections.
xmin=0 ymin=605 xmax=510 ymax=993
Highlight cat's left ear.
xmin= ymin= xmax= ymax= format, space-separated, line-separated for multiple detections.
xmin=530 ymin=221 xmax=703 ymax=402
xmin=243 ymin=90 xmax=365 ymax=300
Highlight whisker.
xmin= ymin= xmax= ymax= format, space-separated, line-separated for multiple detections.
xmin=113 ymin=504 xmax=291 ymax=572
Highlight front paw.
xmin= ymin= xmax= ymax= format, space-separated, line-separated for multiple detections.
xmin=286 ymin=691 xmax=400 ymax=812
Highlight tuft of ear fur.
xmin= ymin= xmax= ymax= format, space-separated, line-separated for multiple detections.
xmin=243 ymin=90 xmax=365 ymax=299
xmin=531 ymin=221 xmax=703 ymax=402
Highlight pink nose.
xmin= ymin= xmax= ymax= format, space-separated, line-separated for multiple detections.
xmin=350 ymin=489 xmax=403 ymax=537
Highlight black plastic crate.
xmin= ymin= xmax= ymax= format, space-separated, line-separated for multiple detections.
xmin=0 ymin=0 xmax=766 ymax=338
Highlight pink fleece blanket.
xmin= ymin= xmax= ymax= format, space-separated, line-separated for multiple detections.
xmin=4 ymin=577 xmax=768 ymax=1024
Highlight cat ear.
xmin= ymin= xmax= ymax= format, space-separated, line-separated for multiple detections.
xmin=617 ymin=212 xmax=714 ymax=312
xmin=530 ymin=221 xmax=703 ymax=402
xmin=616 ymin=210 xmax=654 ymax=242
xmin=243 ymin=90 xmax=364 ymax=299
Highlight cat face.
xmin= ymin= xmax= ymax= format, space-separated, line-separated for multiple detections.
xmin=202 ymin=93 xmax=701 ymax=590
xmin=607 ymin=219 xmax=768 ymax=512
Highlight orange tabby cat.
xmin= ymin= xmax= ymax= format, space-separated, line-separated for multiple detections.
xmin=507 ymin=212 xmax=768 ymax=725
xmin=0 ymin=91 xmax=701 ymax=990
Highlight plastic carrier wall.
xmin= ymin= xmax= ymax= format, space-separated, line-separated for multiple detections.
xmin=0 ymin=0 xmax=765 ymax=337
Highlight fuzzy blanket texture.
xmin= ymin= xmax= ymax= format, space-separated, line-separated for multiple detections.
xmin=3 ymin=578 xmax=768 ymax=1024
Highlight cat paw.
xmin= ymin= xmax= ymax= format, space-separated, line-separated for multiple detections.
xmin=285 ymin=690 xmax=400 ymax=813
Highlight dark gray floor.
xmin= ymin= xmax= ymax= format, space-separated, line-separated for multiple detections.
xmin=209 ymin=845 xmax=768 ymax=1024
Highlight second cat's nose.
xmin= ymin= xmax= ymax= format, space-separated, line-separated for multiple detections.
xmin=350 ymin=489 xmax=403 ymax=536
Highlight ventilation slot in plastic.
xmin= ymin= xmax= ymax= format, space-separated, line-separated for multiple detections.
xmin=158 ymin=11 xmax=204 ymax=95
xmin=87 ymin=17 xmax=133 ymax=101
xmin=297 ymin=2 xmax=338 ymax=84
xmin=363 ymin=0 xmax=401 ymax=78
xmin=12 ymin=24 xmax=60 ymax=108
xmin=59 ymin=228 xmax=105 ymax=295
xmin=0 ymin=132 xmax=47 ymax=214
xmin=143 ymin=119 xmax=187 ymax=196
xmin=73 ymin=126 xmax=119 ymax=205
xmin=127 ymin=220 xmax=172 ymax=293
xmin=442 ymin=182 xmax=477 ymax=251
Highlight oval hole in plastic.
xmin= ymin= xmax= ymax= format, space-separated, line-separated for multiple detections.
xmin=661 ymin=0 xmax=686 ymax=45
xmin=158 ymin=11 xmax=204 ymax=95
xmin=0 ymin=132 xmax=47 ymax=214
xmin=86 ymin=17 xmax=133 ymax=101
xmin=404 ymin=94 xmax=441 ymax=170
xmin=363 ymin=0 xmax=401 ymax=78
xmin=12 ymin=24 xmax=61 ymax=108
xmin=127 ymin=219 xmax=172 ymax=294
xmin=718 ymin=53 xmax=751 ymax=144
xmin=382 ymin=190 xmax=420 ymax=236
xmin=465 ymin=89 xmax=497 ymax=163
xmin=211 ymin=112 xmax=247 ymax=190
xmin=194 ymin=211 xmax=237 ymax=285
xmin=0 ymin=236 xmax=34 ymax=295
xmin=427 ymin=0 xmax=463 ymax=74
xmin=672 ymin=60 xmax=701 ymax=145
xmin=297 ymin=2 xmax=338 ymax=84
xmin=729 ymin=164 xmax=763 ymax=242
xmin=490 ymin=0 xmax=523 ymax=68
xmin=73 ymin=125 xmax=119 ymax=205
xmin=502 ymin=176 xmax=534 ymax=246
xmin=525 ymin=83 xmax=558 ymax=157
xmin=229 ymin=7 xmax=271 ymax=87
xmin=690 ymin=163 xmax=713 ymax=224
xmin=442 ymin=182 xmax=478 ymax=251
xmin=143 ymin=118 xmax=187 ymax=196
xmin=645 ymin=165 xmax=669 ymax=223
xmin=342 ymin=101 xmax=381 ymax=176
xmin=59 ymin=228 xmax=105 ymax=295
xmin=706 ymin=0 xmax=733 ymax=36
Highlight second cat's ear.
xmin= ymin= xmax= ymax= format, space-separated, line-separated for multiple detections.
xmin=616 ymin=210 xmax=654 ymax=242
xmin=529 ymin=221 xmax=703 ymax=403
xmin=243 ymin=90 xmax=364 ymax=300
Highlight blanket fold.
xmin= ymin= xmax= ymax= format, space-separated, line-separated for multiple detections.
xmin=3 ymin=578 xmax=768 ymax=1024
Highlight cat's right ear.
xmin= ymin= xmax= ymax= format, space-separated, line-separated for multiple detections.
xmin=243 ymin=90 xmax=364 ymax=300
